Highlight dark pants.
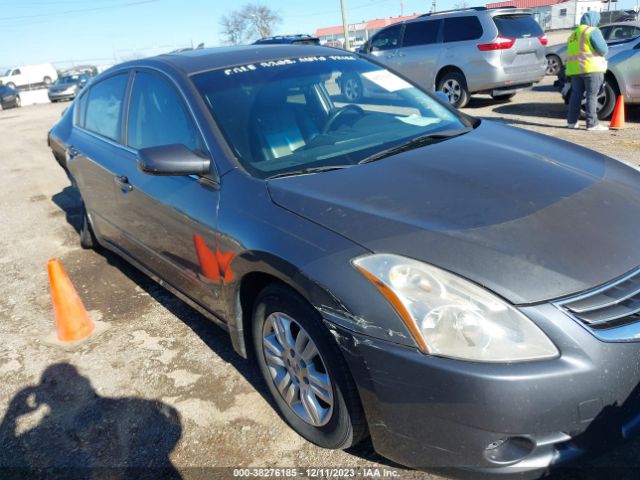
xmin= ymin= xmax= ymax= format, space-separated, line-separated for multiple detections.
xmin=568 ymin=72 xmax=604 ymax=128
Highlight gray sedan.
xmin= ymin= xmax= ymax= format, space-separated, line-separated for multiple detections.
xmin=546 ymin=20 xmax=640 ymax=75
xmin=560 ymin=35 xmax=640 ymax=118
xmin=47 ymin=45 xmax=640 ymax=476
xmin=47 ymin=73 xmax=89 ymax=102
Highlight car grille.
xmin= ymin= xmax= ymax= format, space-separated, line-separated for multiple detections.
xmin=556 ymin=268 xmax=640 ymax=330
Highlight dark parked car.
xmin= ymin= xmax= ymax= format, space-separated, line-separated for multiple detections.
xmin=48 ymin=45 xmax=640 ymax=476
xmin=253 ymin=34 xmax=320 ymax=45
xmin=0 ymin=84 xmax=20 ymax=109
xmin=48 ymin=73 xmax=90 ymax=102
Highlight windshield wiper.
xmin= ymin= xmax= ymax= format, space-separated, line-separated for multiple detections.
xmin=358 ymin=128 xmax=472 ymax=165
xmin=266 ymin=164 xmax=353 ymax=180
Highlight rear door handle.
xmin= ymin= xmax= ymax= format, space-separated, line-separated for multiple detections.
xmin=114 ymin=175 xmax=133 ymax=192
xmin=66 ymin=145 xmax=79 ymax=159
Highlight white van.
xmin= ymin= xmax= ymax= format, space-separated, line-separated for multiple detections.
xmin=0 ymin=64 xmax=58 ymax=90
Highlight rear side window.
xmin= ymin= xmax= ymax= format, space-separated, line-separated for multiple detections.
xmin=493 ymin=14 xmax=543 ymax=38
xmin=444 ymin=17 xmax=483 ymax=42
xmin=371 ymin=24 xmax=403 ymax=51
xmin=84 ymin=73 xmax=128 ymax=141
xmin=403 ymin=20 xmax=441 ymax=47
xmin=127 ymin=71 xmax=203 ymax=153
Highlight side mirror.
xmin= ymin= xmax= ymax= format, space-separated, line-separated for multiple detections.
xmin=434 ymin=91 xmax=450 ymax=104
xmin=137 ymin=144 xmax=210 ymax=176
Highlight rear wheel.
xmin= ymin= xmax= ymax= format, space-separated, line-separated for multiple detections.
xmin=43 ymin=76 xmax=52 ymax=85
xmin=546 ymin=54 xmax=562 ymax=76
xmin=252 ymin=284 xmax=366 ymax=449
xmin=79 ymin=202 xmax=98 ymax=249
xmin=437 ymin=71 xmax=470 ymax=108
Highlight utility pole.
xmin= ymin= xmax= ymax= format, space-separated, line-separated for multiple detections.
xmin=340 ymin=0 xmax=351 ymax=50
xmin=431 ymin=0 xmax=437 ymax=13
xmin=400 ymin=0 xmax=404 ymax=16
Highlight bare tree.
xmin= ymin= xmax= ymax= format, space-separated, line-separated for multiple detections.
xmin=219 ymin=3 xmax=282 ymax=45
xmin=453 ymin=0 xmax=469 ymax=8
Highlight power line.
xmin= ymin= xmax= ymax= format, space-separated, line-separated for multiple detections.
xmin=0 ymin=0 xmax=161 ymax=24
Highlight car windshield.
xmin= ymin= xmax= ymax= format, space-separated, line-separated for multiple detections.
xmin=56 ymin=75 xmax=82 ymax=85
xmin=192 ymin=55 xmax=471 ymax=179
xmin=2 ymin=69 xmax=11 ymax=76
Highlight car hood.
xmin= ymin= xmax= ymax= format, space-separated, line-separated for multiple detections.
xmin=268 ymin=121 xmax=640 ymax=304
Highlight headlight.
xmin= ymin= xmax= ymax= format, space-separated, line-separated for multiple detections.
xmin=353 ymin=254 xmax=558 ymax=362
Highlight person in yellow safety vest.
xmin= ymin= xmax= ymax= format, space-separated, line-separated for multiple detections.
xmin=566 ymin=11 xmax=609 ymax=131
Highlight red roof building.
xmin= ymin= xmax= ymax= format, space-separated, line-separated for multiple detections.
xmin=314 ymin=14 xmax=419 ymax=47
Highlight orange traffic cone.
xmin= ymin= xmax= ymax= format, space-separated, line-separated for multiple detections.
xmin=47 ymin=258 xmax=95 ymax=342
xmin=610 ymin=95 xmax=626 ymax=130
xmin=193 ymin=233 xmax=220 ymax=281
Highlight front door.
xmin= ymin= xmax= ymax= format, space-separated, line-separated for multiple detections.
xmin=110 ymin=70 xmax=224 ymax=317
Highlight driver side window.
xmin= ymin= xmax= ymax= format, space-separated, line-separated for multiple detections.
xmin=370 ymin=25 xmax=403 ymax=51
xmin=127 ymin=71 xmax=205 ymax=154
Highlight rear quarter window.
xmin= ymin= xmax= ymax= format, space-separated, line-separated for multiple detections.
xmin=493 ymin=14 xmax=543 ymax=38
xmin=443 ymin=17 xmax=483 ymax=42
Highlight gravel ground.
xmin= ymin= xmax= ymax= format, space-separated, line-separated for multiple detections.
xmin=0 ymin=78 xmax=638 ymax=480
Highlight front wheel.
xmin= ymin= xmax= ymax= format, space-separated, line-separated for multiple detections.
xmin=6 ymin=82 xmax=16 ymax=90
xmin=341 ymin=74 xmax=363 ymax=103
xmin=14 ymin=96 xmax=21 ymax=108
xmin=580 ymin=79 xmax=617 ymax=120
xmin=437 ymin=71 xmax=470 ymax=108
xmin=252 ymin=284 xmax=366 ymax=449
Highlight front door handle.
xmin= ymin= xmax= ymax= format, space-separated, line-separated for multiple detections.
xmin=114 ymin=175 xmax=133 ymax=192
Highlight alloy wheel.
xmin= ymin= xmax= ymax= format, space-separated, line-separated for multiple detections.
xmin=442 ymin=79 xmax=461 ymax=104
xmin=546 ymin=55 xmax=561 ymax=76
xmin=343 ymin=78 xmax=361 ymax=102
xmin=262 ymin=312 xmax=334 ymax=427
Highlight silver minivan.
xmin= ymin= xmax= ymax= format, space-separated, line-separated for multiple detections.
xmin=342 ymin=7 xmax=547 ymax=107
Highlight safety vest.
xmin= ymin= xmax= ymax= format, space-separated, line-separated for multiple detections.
xmin=565 ymin=25 xmax=608 ymax=76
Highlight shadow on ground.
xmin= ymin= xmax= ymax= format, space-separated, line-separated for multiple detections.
xmin=50 ymin=185 xmax=398 ymax=469
xmin=0 ymin=363 xmax=182 ymax=480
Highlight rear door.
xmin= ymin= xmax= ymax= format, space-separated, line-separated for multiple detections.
xmin=491 ymin=13 xmax=546 ymax=77
xmin=66 ymin=72 xmax=130 ymax=244
xmin=110 ymin=69 xmax=224 ymax=316
xmin=397 ymin=20 xmax=443 ymax=90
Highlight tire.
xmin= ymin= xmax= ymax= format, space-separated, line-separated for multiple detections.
xmin=546 ymin=54 xmax=562 ymax=76
xmin=491 ymin=92 xmax=517 ymax=102
xmin=341 ymin=74 xmax=363 ymax=103
xmin=14 ymin=96 xmax=21 ymax=108
xmin=579 ymin=78 xmax=617 ymax=120
xmin=437 ymin=71 xmax=470 ymax=108
xmin=43 ymin=76 xmax=52 ymax=85
xmin=6 ymin=82 xmax=16 ymax=90
xmin=79 ymin=201 xmax=98 ymax=249
xmin=252 ymin=284 xmax=366 ymax=449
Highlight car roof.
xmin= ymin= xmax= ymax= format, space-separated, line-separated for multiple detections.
xmin=116 ymin=45 xmax=347 ymax=76
xmin=603 ymin=20 xmax=640 ymax=27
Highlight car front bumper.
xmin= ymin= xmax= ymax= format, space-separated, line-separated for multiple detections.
xmin=326 ymin=302 xmax=640 ymax=477
xmin=48 ymin=92 xmax=76 ymax=101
